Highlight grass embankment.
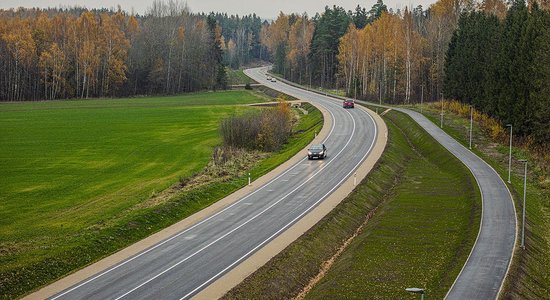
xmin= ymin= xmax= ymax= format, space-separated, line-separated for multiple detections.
xmin=419 ymin=103 xmax=550 ymax=299
xmin=223 ymin=109 xmax=480 ymax=299
xmin=0 ymin=92 xmax=322 ymax=299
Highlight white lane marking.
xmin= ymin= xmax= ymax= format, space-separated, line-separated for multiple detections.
xmin=114 ymin=91 xmax=356 ymax=300
xmin=115 ymin=101 xmax=348 ymax=300
xmin=180 ymin=97 xmax=378 ymax=300
xmin=50 ymin=99 xmax=336 ymax=300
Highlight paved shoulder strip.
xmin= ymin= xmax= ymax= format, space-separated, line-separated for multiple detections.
xmin=367 ymin=104 xmax=516 ymax=299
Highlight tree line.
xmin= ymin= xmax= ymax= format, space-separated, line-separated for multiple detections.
xmin=0 ymin=0 xmax=226 ymax=101
xmin=262 ymin=0 xmax=469 ymax=103
xmin=260 ymin=0 xmax=548 ymax=147
xmin=445 ymin=0 xmax=550 ymax=145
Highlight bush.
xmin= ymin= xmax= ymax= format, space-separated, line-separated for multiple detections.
xmin=220 ymin=99 xmax=293 ymax=151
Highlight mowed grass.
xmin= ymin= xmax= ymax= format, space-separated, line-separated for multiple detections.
xmin=418 ymin=104 xmax=550 ymax=299
xmin=0 ymin=91 xmax=265 ymax=296
xmin=224 ymin=109 xmax=480 ymax=299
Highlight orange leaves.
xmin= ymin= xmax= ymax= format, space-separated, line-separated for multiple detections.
xmin=337 ymin=11 xmax=426 ymax=101
xmin=1 ymin=18 xmax=36 ymax=67
xmin=287 ymin=15 xmax=314 ymax=66
xmin=263 ymin=12 xmax=290 ymax=55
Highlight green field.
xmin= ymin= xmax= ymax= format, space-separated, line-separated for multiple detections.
xmin=0 ymin=92 xmax=263 ymax=242
xmin=0 ymin=91 xmax=323 ymax=298
xmin=224 ymin=109 xmax=480 ymax=299
xmin=0 ymin=91 xmax=261 ymax=296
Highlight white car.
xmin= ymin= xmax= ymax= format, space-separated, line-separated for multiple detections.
xmin=267 ymin=76 xmax=272 ymax=80
xmin=271 ymin=78 xmax=276 ymax=82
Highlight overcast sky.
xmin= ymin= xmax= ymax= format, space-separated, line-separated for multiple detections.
xmin=0 ymin=0 xmax=437 ymax=19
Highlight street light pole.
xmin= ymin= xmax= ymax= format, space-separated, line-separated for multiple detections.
xmin=469 ymin=105 xmax=473 ymax=149
xmin=420 ymin=85 xmax=424 ymax=114
xmin=519 ymin=159 xmax=528 ymax=249
xmin=506 ymin=124 xmax=513 ymax=183
xmin=440 ymin=93 xmax=444 ymax=128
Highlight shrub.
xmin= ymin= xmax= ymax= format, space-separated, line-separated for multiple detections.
xmin=220 ymin=98 xmax=293 ymax=151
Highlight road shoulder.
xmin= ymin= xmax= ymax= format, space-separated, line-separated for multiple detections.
xmin=195 ymin=104 xmax=387 ymax=299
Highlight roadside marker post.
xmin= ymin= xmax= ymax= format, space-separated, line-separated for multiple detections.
xmin=248 ymin=173 xmax=251 ymax=186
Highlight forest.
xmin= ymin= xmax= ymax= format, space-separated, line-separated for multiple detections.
xmin=1 ymin=0 xmax=548 ymax=145
xmin=262 ymin=0 xmax=549 ymax=146
xmin=0 ymin=1 xmax=226 ymax=100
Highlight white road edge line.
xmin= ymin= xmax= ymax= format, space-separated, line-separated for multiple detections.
xmin=116 ymin=91 xmax=373 ymax=300
xmin=180 ymin=101 xmax=377 ymax=299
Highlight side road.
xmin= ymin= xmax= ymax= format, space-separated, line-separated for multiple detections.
xmin=393 ymin=108 xmax=516 ymax=300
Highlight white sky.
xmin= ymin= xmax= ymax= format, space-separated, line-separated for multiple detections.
xmin=0 ymin=0 xmax=437 ymax=19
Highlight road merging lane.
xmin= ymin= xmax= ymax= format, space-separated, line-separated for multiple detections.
xmin=50 ymin=67 xmax=379 ymax=300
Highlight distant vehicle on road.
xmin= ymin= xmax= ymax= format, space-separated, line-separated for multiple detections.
xmin=343 ymin=99 xmax=354 ymax=108
xmin=308 ymin=144 xmax=327 ymax=160
xmin=267 ymin=76 xmax=272 ymax=81
xmin=271 ymin=78 xmax=277 ymax=82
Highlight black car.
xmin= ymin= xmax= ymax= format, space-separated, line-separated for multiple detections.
xmin=308 ymin=144 xmax=327 ymax=160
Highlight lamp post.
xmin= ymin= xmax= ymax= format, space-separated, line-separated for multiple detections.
xmin=506 ymin=124 xmax=513 ymax=183
xmin=469 ymin=105 xmax=473 ymax=149
xmin=406 ymin=287 xmax=425 ymax=300
xmin=420 ymin=85 xmax=424 ymax=114
xmin=440 ymin=93 xmax=444 ymax=128
xmin=519 ymin=159 xmax=528 ymax=249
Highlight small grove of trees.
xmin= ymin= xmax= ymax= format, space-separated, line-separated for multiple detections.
xmin=335 ymin=0 xmax=475 ymax=104
xmin=220 ymin=100 xmax=293 ymax=152
xmin=444 ymin=0 xmax=550 ymax=146
xmin=0 ymin=1 xmax=227 ymax=101
xmin=261 ymin=0 xmax=468 ymax=103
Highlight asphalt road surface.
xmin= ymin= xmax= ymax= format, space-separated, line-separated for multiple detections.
xmin=396 ymin=109 xmax=516 ymax=300
xmin=49 ymin=66 xmax=379 ymax=300
xmin=354 ymin=104 xmax=515 ymax=299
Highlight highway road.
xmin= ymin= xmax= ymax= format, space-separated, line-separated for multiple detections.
xmin=49 ymin=66 xmax=380 ymax=300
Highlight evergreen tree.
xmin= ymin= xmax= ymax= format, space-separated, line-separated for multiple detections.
xmin=309 ymin=6 xmax=351 ymax=87
xmin=496 ymin=0 xmax=528 ymax=127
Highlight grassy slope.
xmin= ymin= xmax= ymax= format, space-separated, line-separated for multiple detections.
xmin=223 ymin=109 xmax=480 ymax=299
xmin=417 ymin=105 xmax=550 ymax=299
xmin=0 ymin=92 xmax=322 ymax=299
xmin=0 ymin=92 xmax=259 ymax=243
xmin=226 ymin=69 xmax=255 ymax=85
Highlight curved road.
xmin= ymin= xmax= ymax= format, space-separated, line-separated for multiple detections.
xmin=48 ymin=67 xmax=380 ymax=299
xmin=395 ymin=109 xmax=516 ymax=300
xmin=266 ymin=71 xmax=516 ymax=299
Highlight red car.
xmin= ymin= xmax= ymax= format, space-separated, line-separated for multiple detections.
xmin=343 ymin=99 xmax=354 ymax=108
